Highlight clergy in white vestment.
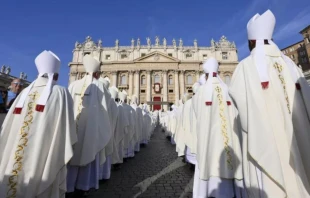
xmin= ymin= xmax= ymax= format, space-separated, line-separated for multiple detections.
xmin=169 ymin=105 xmax=178 ymax=145
xmin=98 ymin=77 xmax=119 ymax=180
xmin=181 ymin=85 xmax=199 ymax=165
xmin=67 ymin=55 xmax=112 ymax=192
xmin=192 ymin=58 xmax=244 ymax=198
xmin=118 ymin=91 xmax=137 ymax=158
xmin=174 ymin=94 xmax=191 ymax=157
xmin=109 ymin=86 xmax=129 ymax=168
xmin=141 ymin=105 xmax=152 ymax=145
xmin=0 ymin=50 xmax=77 ymax=198
xmin=130 ymin=95 xmax=143 ymax=152
xmin=229 ymin=10 xmax=310 ymax=198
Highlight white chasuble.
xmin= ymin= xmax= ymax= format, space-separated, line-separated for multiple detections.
xmin=131 ymin=105 xmax=143 ymax=147
xmin=68 ymin=75 xmax=112 ymax=166
xmin=229 ymin=45 xmax=310 ymax=198
xmin=111 ymin=105 xmax=129 ymax=164
xmin=0 ymin=77 xmax=77 ymax=198
xmin=174 ymin=104 xmax=186 ymax=156
xmin=104 ymin=90 xmax=119 ymax=158
xmin=120 ymin=103 xmax=135 ymax=150
xmin=192 ymin=78 xmax=243 ymax=181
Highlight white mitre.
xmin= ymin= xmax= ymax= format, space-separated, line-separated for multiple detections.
xmin=109 ymin=86 xmax=118 ymax=99
xmin=247 ymin=10 xmax=276 ymax=86
xmin=83 ymin=54 xmax=100 ymax=75
xmin=14 ymin=50 xmax=60 ymax=114
xmin=203 ymin=57 xmax=231 ymax=105
xmin=192 ymin=82 xmax=200 ymax=94
xmin=131 ymin=95 xmax=138 ymax=104
xmin=199 ymin=74 xmax=206 ymax=85
xmin=122 ymin=90 xmax=128 ymax=96
xmin=118 ymin=91 xmax=127 ymax=102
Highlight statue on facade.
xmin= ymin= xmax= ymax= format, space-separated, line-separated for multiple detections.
xmin=146 ymin=37 xmax=151 ymax=46
xmin=211 ymin=38 xmax=215 ymax=47
xmin=1 ymin=65 xmax=6 ymax=73
xmin=131 ymin=38 xmax=135 ymax=47
xmin=155 ymin=36 xmax=160 ymax=46
xmin=75 ymin=41 xmax=79 ymax=48
xmin=172 ymin=38 xmax=176 ymax=47
xmin=86 ymin=36 xmax=91 ymax=42
xmin=5 ymin=66 xmax=11 ymax=75
xmin=137 ymin=38 xmax=140 ymax=47
xmin=115 ymin=39 xmax=119 ymax=47
xmin=194 ymin=39 xmax=198 ymax=48
xmin=23 ymin=73 xmax=27 ymax=80
xmin=98 ymin=39 xmax=102 ymax=48
xmin=20 ymin=72 xmax=24 ymax=79
xmin=220 ymin=35 xmax=227 ymax=41
xmin=231 ymin=41 xmax=236 ymax=48
xmin=163 ymin=38 xmax=167 ymax=47
xmin=179 ymin=38 xmax=183 ymax=47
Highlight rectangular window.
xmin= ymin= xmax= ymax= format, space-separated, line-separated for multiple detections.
xmin=188 ymin=89 xmax=193 ymax=93
xmin=186 ymin=54 xmax=192 ymax=58
xmin=121 ymin=54 xmax=127 ymax=59
xmin=168 ymin=53 xmax=173 ymax=57
xmin=169 ymin=89 xmax=173 ymax=93
xmin=105 ymin=55 xmax=111 ymax=60
xmin=203 ymin=54 xmax=208 ymax=60
xmin=141 ymin=89 xmax=145 ymax=93
xmin=141 ymin=53 xmax=146 ymax=57
xmin=222 ymin=52 xmax=228 ymax=60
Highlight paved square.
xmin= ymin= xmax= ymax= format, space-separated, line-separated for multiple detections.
xmin=86 ymin=126 xmax=194 ymax=198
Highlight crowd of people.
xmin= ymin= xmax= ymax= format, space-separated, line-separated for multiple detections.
xmin=0 ymin=51 xmax=158 ymax=197
xmin=0 ymin=78 xmax=23 ymax=113
xmin=159 ymin=10 xmax=310 ymax=198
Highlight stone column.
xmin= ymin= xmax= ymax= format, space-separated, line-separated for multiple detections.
xmin=128 ymin=70 xmax=134 ymax=96
xmin=112 ymin=71 xmax=118 ymax=87
xmin=195 ymin=70 xmax=200 ymax=82
xmin=163 ymin=70 xmax=168 ymax=111
xmin=180 ymin=70 xmax=185 ymax=97
xmin=174 ymin=70 xmax=179 ymax=104
xmin=146 ymin=70 xmax=152 ymax=108
xmin=134 ymin=70 xmax=140 ymax=99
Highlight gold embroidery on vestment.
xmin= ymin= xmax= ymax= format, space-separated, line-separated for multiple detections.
xmin=76 ymin=78 xmax=88 ymax=134
xmin=7 ymin=91 xmax=39 ymax=198
xmin=273 ymin=62 xmax=291 ymax=114
xmin=215 ymin=86 xmax=233 ymax=170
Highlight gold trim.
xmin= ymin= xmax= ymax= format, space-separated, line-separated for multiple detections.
xmin=273 ymin=62 xmax=291 ymax=114
xmin=75 ymin=78 xmax=88 ymax=134
xmin=7 ymin=91 xmax=39 ymax=198
xmin=215 ymin=86 xmax=233 ymax=170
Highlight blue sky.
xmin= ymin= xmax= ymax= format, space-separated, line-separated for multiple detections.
xmin=0 ymin=0 xmax=309 ymax=86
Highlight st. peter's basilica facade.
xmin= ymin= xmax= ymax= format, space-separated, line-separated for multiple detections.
xmin=69 ymin=36 xmax=238 ymax=111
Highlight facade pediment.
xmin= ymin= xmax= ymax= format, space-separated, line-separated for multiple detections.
xmin=134 ymin=51 xmax=180 ymax=63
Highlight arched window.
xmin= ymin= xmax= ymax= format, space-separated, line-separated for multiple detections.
xmin=225 ymin=75 xmax=230 ymax=85
xmin=121 ymin=75 xmax=127 ymax=85
xmin=141 ymin=75 xmax=146 ymax=85
xmin=187 ymin=75 xmax=193 ymax=84
xmin=154 ymin=74 xmax=160 ymax=83
xmin=168 ymin=75 xmax=173 ymax=85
